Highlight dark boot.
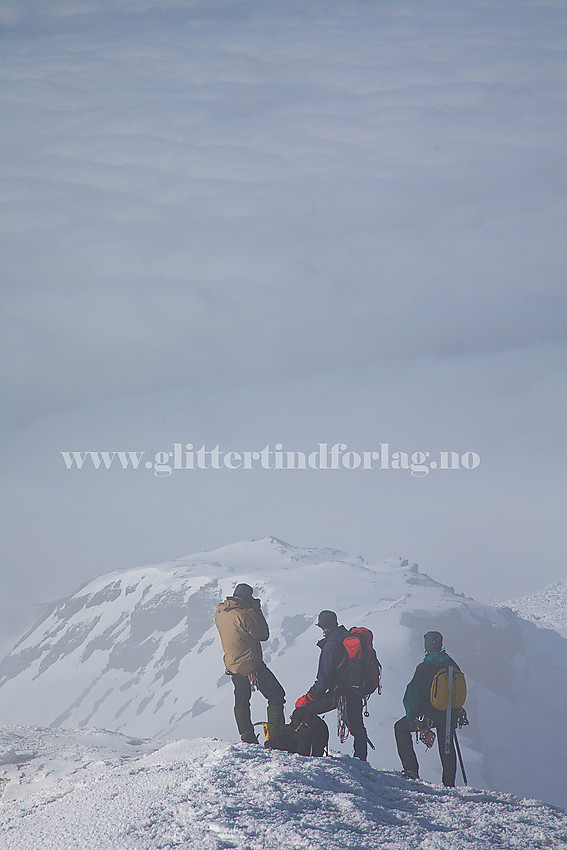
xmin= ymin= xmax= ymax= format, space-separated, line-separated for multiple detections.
xmin=234 ymin=707 xmax=258 ymax=744
xmin=401 ymin=769 xmax=419 ymax=779
xmin=266 ymin=702 xmax=285 ymax=739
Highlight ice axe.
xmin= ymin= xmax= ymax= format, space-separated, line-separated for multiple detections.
xmin=454 ymin=730 xmax=467 ymax=785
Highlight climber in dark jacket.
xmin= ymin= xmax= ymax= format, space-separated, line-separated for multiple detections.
xmin=394 ymin=630 xmax=461 ymax=785
xmin=295 ymin=610 xmax=369 ymax=760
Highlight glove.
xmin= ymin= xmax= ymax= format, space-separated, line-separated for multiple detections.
xmin=295 ymin=692 xmax=314 ymax=709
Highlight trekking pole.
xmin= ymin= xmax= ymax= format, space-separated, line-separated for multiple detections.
xmin=454 ymin=731 xmax=467 ymax=785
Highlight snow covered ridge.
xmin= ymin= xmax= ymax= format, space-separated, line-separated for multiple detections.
xmin=0 ymin=538 xmax=566 ymax=811
xmin=502 ymin=582 xmax=567 ymax=639
xmin=1 ymin=727 xmax=566 ymax=850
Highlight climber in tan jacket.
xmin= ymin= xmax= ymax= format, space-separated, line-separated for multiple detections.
xmin=215 ymin=583 xmax=285 ymax=743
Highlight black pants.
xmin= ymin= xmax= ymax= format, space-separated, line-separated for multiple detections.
xmin=307 ymin=690 xmax=368 ymax=760
xmin=231 ymin=662 xmax=285 ymax=712
xmin=394 ymin=715 xmax=457 ymax=786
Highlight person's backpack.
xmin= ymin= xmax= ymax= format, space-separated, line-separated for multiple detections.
xmin=430 ymin=665 xmax=467 ymax=710
xmin=263 ymin=710 xmax=329 ymax=757
xmin=341 ymin=627 xmax=382 ymax=696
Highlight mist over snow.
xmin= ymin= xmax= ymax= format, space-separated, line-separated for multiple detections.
xmin=1 ymin=0 xmax=566 ymax=679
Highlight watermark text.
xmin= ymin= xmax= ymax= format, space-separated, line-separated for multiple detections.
xmin=61 ymin=443 xmax=481 ymax=478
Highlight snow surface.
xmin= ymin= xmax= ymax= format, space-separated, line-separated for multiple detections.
xmin=503 ymin=582 xmax=567 ymax=639
xmin=1 ymin=726 xmax=566 ymax=850
xmin=1 ymin=538 xmax=566 ymax=811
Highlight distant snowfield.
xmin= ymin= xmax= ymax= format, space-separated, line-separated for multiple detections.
xmin=1 ymin=727 xmax=566 ymax=850
xmin=504 ymin=582 xmax=567 ymax=639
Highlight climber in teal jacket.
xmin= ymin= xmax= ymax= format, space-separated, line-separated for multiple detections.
xmin=394 ymin=631 xmax=462 ymax=785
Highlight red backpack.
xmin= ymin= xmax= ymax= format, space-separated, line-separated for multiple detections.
xmin=342 ymin=627 xmax=382 ymax=696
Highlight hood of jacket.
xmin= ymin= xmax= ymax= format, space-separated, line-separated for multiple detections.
xmin=216 ymin=596 xmax=260 ymax=615
xmin=316 ymin=624 xmax=348 ymax=649
xmin=423 ymin=650 xmax=457 ymax=666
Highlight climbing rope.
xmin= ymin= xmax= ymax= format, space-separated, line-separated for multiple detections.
xmin=337 ymin=695 xmax=349 ymax=743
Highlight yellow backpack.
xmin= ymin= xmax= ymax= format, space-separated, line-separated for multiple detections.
xmin=430 ymin=666 xmax=467 ymax=710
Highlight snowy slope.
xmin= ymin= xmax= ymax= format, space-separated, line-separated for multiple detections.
xmin=0 ymin=538 xmax=566 ymax=810
xmin=1 ymin=727 xmax=566 ymax=850
xmin=503 ymin=582 xmax=567 ymax=639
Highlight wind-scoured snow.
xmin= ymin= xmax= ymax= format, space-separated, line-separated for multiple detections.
xmin=0 ymin=538 xmax=566 ymax=811
xmin=503 ymin=582 xmax=567 ymax=639
xmin=1 ymin=727 xmax=566 ymax=850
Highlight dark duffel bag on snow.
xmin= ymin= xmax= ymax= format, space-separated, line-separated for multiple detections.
xmin=264 ymin=708 xmax=329 ymax=757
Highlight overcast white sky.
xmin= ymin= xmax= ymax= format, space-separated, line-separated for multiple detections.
xmin=1 ymin=0 xmax=566 ymax=647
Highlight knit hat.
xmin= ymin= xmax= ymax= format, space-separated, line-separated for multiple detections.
xmin=316 ymin=610 xmax=338 ymax=630
xmin=424 ymin=631 xmax=443 ymax=652
xmin=233 ymin=583 xmax=254 ymax=599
